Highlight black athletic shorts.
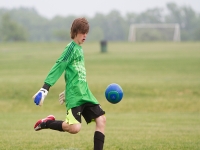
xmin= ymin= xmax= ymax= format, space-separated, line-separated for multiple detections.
xmin=65 ymin=103 xmax=105 ymax=124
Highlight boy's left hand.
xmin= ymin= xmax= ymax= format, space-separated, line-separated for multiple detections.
xmin=59 ymin=91 xmax=65 ymax=105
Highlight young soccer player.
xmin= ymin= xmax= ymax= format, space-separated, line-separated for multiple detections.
xmin=32 ymin=17 xmax=106 ymax=150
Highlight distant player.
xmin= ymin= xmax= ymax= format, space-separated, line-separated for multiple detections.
xmin=32 ymin=18 xmax=106 ymax=150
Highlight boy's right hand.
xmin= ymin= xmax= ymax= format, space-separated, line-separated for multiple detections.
xmin=59 ymin=91 xmax=65 ymax=105
xmin=33 ymin=88 xmax=48 ymax=106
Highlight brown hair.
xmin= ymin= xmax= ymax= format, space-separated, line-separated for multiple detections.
xmin=70 ymin=18 xmax=89 ymax=39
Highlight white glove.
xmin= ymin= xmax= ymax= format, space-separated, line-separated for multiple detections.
xmin=59 ymin=91 xmax=65 ymax=105
xmin=33 ymin=88 xmax=48 ymax=106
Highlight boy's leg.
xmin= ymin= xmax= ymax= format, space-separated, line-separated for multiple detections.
xmin=34 ymin=118 xmax=81 ymax=133
xmin=94 ymin=115 xmax=106 ymax=150
xmin=82 ymin=104 xmax=106 ymax=150
xmin=34 ymin=108 xmax=82 ymax=133
xmin=34 ymin=115 xmax=64 ymax=131
xmin=62 ymin=122 xmax=81 ymax=134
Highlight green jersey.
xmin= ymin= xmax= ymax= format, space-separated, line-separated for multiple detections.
xmin=44 ymin=41 xmax=99 ymax=110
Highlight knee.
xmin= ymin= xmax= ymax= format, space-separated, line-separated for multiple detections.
xmin=101 ymin=115 xmax=106 ymax=125
xmin=62 ymin=123 xmax=81 ymax=134
xmin=96 ymin=115 xmax=106 ymax=127
xmin=69 ymin=125 xmax=81 ymax=134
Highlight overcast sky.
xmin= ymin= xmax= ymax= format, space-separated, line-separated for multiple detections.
xmin=0 ymin=0 xmax=199 ymax=18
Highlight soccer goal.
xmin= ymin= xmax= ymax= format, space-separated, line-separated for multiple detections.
xmin=128 ymin=23 xmax=181 ymax=42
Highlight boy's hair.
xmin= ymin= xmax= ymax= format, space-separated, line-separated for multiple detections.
xmin=70 ymin=18 xmax=89 ymax=39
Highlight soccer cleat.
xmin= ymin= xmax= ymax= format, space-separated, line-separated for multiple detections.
xmin=34 ymin=115 xmax=55 ymax=131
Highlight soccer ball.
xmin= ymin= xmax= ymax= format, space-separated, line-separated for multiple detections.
xmin=105 ymin=83 xmax=123 ymax=104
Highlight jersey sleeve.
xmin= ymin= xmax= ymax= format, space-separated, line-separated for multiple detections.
xmin=44 ymin=46 xmax=73 ymax=86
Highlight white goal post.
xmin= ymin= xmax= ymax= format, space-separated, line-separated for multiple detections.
xmin=128 ymin=23 xmax=181 ymax=42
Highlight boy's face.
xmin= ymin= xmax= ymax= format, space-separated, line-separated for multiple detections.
xmin=74 ymin=33 xmax=87 ymax=45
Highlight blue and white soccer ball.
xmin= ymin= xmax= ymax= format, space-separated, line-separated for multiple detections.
xmin=105 ymin=83 xmax=123 ymax=104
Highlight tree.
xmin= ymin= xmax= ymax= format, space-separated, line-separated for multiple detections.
xmin=165 ymin=2 xmax=199 ymax=41
xmin=194 ymin=17 xmax=200 ymax=40
xmin=0 ymin=5 xmax=200 ymax=42
xmin=104 ymin=10 xmax=128 ymax=41
xmin=87 ymin=26 xmax=104 ymax=41
xmin=134 ymin=8 xmax=164 ymax=23
xmin=0 ymin=13 xmax=28 ymax=42
xmin=53 ymin=29 xmax=70 ymax=41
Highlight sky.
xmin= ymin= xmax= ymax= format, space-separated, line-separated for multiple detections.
xmin=0 ymin=0 xmax=200 ymax=19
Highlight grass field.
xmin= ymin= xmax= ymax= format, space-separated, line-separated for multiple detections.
xmin=0 ymin=42 xmax=200 ymax=150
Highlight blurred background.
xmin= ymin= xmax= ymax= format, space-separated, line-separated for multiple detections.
xmin=0 ymin=1 xmax=200 ymax=149
xmin=0 ymin=0 xmax=200 ymax=42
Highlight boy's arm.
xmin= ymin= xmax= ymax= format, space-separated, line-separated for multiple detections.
xmin=44 ymin=45 xmax=73 ymax=86
xmin=44 ymin=60 xmax=67 ymax=86
xmin=33 ymin=61 xmax=67 ymax=106
xmin=33 ymin=46 xmax=72 ymax=106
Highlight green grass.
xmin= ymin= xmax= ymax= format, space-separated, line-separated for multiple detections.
xmin=0 ymin=42 xmax=200 ymax=150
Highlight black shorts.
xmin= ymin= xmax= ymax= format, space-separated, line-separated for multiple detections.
xmin=65 ymin=103 xmax=105 ymax=124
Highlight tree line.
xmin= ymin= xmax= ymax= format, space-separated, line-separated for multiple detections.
xmin=0 ymin=2 xmax=200 ymax=42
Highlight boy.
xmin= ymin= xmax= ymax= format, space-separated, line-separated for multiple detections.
xmin=32 ymin=18 xmax=106 ymax=150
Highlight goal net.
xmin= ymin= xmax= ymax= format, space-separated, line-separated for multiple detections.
xmin=128 ymin=24 xmax=181 ymax=42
